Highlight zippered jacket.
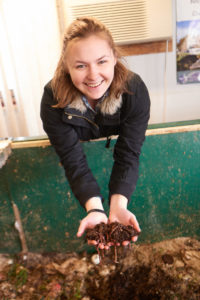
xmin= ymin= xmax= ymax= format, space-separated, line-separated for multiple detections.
xmin=40 ymin=72 xmax=150 ymax=208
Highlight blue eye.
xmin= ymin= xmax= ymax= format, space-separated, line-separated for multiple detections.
xmin=98 ymin=60 xmax=107 ymax=64
xmin=76 ymin=64 xmax=85 ymax=69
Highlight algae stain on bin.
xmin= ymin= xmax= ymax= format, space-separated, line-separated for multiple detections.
xmin=146 ymin=188 xmax=162 ymax=230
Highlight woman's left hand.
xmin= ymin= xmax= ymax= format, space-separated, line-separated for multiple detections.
xmin=109 ymin=194 xmax=141 ymax=246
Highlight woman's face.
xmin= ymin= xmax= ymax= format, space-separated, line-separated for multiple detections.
xmin=65 ymin=35 xmax=116 ymax=101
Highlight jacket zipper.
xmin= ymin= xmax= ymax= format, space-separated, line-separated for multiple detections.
xmin=64 ymin=112 xmax=99 ymax=129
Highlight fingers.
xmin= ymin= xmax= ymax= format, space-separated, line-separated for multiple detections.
xmin=88 ymin=240 xmax=109 ymax=249
xmin=122 ymin=237 xmax=137 ymax=246
xmin=130 ymin=214 xmax=141 ymax=232
xmin=88 ymin=240 xmax=98 ymax=246
xmin=132 ymin=236 xmax=138 ymax=242
xmin=77 ymin=219 xmax=87 ymax=237
xmin=88 ymin=238 xmax=137 ymax=249
xmin=122 ymin=240 xmax=130 ymax=246
xmin=77 ymin=213 xmax=108 ymax=237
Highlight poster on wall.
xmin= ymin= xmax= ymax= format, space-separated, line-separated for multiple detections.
xmin=176 ymin=0 xmax=200 ymax=84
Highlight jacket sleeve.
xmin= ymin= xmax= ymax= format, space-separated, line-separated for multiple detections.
xmin=108 ymin=74 xmax=150 ymax=202
xmin=40 ymin=83 xmax=101 ymax=208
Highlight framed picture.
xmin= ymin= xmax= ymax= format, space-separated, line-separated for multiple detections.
xmin=176 ymin=0 xmax=200 ymax=84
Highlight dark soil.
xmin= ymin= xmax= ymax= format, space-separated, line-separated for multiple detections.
xmin=86 ymin=222 xmax=140 ymax=262
xmin=86 ymin=222 xmax=140 ymax=244
xmin=0 ymin=237 xmax=200 ymax=299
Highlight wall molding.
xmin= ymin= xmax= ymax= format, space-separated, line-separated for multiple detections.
xmin=118 ymin=39 xmax=173 ymax=56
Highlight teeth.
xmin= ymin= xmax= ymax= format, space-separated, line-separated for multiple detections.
xmin=86 ymin=81 xmax=102 ymax=87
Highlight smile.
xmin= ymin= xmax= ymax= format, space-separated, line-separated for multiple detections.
xmin=85 ymin=80 xmax=104 ymax=88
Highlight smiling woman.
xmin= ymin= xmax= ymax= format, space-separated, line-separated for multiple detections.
xmin=40 ymin=17 xmax=150 ymax=249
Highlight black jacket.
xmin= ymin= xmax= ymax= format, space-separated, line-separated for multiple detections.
xmin=40 ymin=73 xmax=150 ymax=208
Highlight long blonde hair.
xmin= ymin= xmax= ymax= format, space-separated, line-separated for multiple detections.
xmin=52 ymin=17 xmax=131 ymax=108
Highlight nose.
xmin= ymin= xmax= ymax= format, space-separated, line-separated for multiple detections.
xmin=87 ymin=65 xmax=98 ymax=81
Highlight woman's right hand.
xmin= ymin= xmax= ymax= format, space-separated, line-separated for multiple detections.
xmin=77 ymin=212 xmax=108 ymax=249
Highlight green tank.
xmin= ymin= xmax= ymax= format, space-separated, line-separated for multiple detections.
xmin=0 ymin=120 xmax=199 ymax=253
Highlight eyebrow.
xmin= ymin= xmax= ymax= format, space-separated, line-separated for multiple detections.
xmin=75 ymin=55 xmax=110 ymax=64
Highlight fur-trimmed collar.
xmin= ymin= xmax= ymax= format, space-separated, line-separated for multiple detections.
xmin=68 ymin=95 xmax=122 ymax=115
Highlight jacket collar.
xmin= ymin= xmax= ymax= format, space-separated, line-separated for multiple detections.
xmin=67 ymin=94 xmax=122 ymax=115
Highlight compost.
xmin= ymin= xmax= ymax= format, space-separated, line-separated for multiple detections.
xmin=86 ymin=222 xmax=140 ymax=263
xmin=86 ymin=222 xmax=140 ymax=244
xmin=0 ymin=237 xmax=200 ymax=299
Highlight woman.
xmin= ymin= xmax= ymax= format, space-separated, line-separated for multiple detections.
xmin=40 ymin=17 xmax=150 ymax=248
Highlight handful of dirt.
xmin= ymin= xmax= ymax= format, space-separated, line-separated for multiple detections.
xmin=86 ymin=222 xmax=140 ymax=245
xmin=86 ymin=222 xmax=140 ymax=263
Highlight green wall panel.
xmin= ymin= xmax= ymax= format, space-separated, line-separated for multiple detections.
xmin=0 ymin=126 xmax=199 ymax=253
xmin=134 ymin=131 xmax=200 ymax=243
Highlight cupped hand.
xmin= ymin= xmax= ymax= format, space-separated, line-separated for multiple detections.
xmin=77 ymin=212 xmax=108 ymax=249
xmin=109 ymin=207 xmax=141 ymax=246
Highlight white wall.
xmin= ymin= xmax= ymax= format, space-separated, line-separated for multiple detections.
xmin=125 ymin=0 xmax=200 ymax=124
xmin=0 ymin=0 xmax=61 ymax=138
xmin=0 ymin=0 xmax=199 ymax=139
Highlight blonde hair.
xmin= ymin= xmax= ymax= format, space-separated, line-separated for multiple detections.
xmin=52 ymin=17 xmax=131 ymax=108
